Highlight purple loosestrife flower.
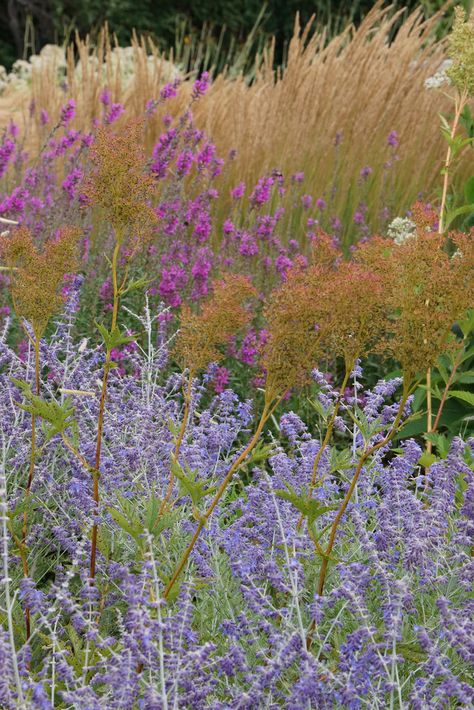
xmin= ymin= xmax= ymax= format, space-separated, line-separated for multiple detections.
xmin=291 ymin=171 xmax=304 ymax=183
xmin=59 ymin=99 xmax=76 ymax=126
xmin=231 ymin=182 xmax=245 ymax=199
xmin=192 ymin=71 xmax=211 ymax=98
xmin=0 ymin=138 xmax=15 ymax=179
xmin=105 ymin=103 xmax=125 ymax=125
xmin=61 ymin=168 xmax=83 ymax=201
xmin=387 ymin=130 xmax=399 ymax=148
xmin=250 ymin=176 xmax=274 ymax=207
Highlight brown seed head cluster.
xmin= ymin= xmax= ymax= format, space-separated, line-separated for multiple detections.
xmin=356 ymin=231 xmax=474 ymax=381
xmin=174 ymin=273 xmax=256 ymax=372
xmin=0 ymin=226 xmax=80 ymax=338
xmin=82 ymin=120 xmax=158 ymax=244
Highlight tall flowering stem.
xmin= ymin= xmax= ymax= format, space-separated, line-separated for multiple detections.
xmin=20 ymin=336 xmax=40 ymax=640
xmin=90 ymin=239 xmax=121 ymax=581
xmin=0 ymin=225 xmax=79 ymax=639
xmin=157 ymin=371 xmax=194 ymax=519
xmin=296 ymin=366 xmax=354 ymax=532
xmin=305 ymin=380 xmax=416 ymax=651
xmin=81 ymin=121 xmax=158 ymax=580
xmin=161 ymin=274 xmax=256 ymax=596
xmin=438 ymin=88 xmax=470 ymax=235
xmin=429 ymin=8 xmax=474 ymax=454
xmin=316 ymin=382 xmax=414 ymax=596
xmin=164 ymin=393 xmax=282 ymax=600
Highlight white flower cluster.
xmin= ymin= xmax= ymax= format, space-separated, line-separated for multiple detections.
xmin=387 ymin=217 xmax=416 ymax=245
xmin=0 ymin=44 xmax=181 ymax=95
xmin=0 ymin=45 xmax=67 ymax=93
xmin=424 ymin=59 xmax=453 ymax=90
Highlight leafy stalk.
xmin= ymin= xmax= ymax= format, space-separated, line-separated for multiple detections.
xmin=163 ymin=393 xmax=282 ymax=600
xmin=90 ymin=240 xmax=121 ymax=581
xmin=297 ymin=363 xmax=354 ymax=531
xmin=19 ymin=335 xmax=40 ymax=640
xmin=306 ymin=380 xmax=416 ymax=648
xmin=157 ymin=371 xmax=194 ymax=520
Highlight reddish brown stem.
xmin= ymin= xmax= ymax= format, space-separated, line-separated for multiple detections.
xmin=164 ymin=395 xmax=282 ymax=600
xmin=157 ymin=372 xmax=194 ymax=520
xmin=90 ymin=241 xmax=121 ymax=581
xmin=432 ymin=345 xmax=465 ymax=434
xmin=296 ymin=365 xmax=353 ymax=531
xmin=20 ymin=336 xmax=40 ymax=641
xmin=306 ymin=384 xmax=413 ymax=648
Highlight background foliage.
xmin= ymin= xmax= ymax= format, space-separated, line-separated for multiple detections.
xmin=1 ymin=0 xmax=473 ymax=72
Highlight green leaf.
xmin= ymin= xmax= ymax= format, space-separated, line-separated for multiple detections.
xmin=448 ymin=390 xmax=474 ymax=407
xmin=13 ymin=385 xmax=76 ymax=439
xmin=10 ymin=377 xmax=32 ymax=394
xmin=396 ymin=642 xmax=428 ymax=664
xmin=418 ymin=451 xmax=438 ymax=468
xmin=425 ymin=433 xmax=450 ymax=459
xmin=464 ymin=176 xmax=474 ymax=205
xmin=460 ymin=104 xmax=474 ymax=139
xmin=95 ymin=322 xmax=136 ymax=351
xmin=275 ymin=484 xmax=337 ymax=524
xmin=172 ymin=461 xmax=217 ymax=507
xmin=444 ymin=204 xmax=474 ymax=230
xmin=455 ymin=470 xmax=469 ymax=509
xmin=454 ymin=371 xmax=474 ymax=384
xmin=459 ymin=309 xmax=474 ymax=338
xmin=108 ymin=506 xmax=144 ymax=545
xmin=121 ymin=276 xmax=153 ymax=295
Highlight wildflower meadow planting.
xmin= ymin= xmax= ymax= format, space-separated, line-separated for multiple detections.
xmin=0 ymin=2 xmax=473 ymax=708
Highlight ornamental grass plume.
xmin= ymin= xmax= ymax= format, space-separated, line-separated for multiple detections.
xmin=0 ymin=225 xmax=79 ymax=640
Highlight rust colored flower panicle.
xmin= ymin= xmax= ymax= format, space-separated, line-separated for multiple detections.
xmin=263 ymin=262 xmax=332 ymax=400
xmin=310 ymin=228 xmax=342 ymax=269
xmin=174 ymin=273 xmax=256 ymax=373
xmin=411 ymin=200 xmax=439 ymax=234
xmin=322 ymin=262 xmax=387 ymax=369
xmin=82 ymin=120 xmax=158 ymax=246
xmin=1 ymin=226 xmax=80 ymax=338
xmin=357 ymin=232 xmax=474 ymax=382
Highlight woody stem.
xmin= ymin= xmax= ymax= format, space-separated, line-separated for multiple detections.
xmin=164 ymin=395 xmax=282 ymax=600
xmin=296 ymin=364 xmax=354 ymax=531
xmin=20 ymin=336 xmax=40 ymax=641
xmin=90 ymin=240 xmax=121 ymax=581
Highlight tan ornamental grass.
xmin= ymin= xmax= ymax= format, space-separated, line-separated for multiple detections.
xmin=2 ymin=1 xmax=471 ymax=245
